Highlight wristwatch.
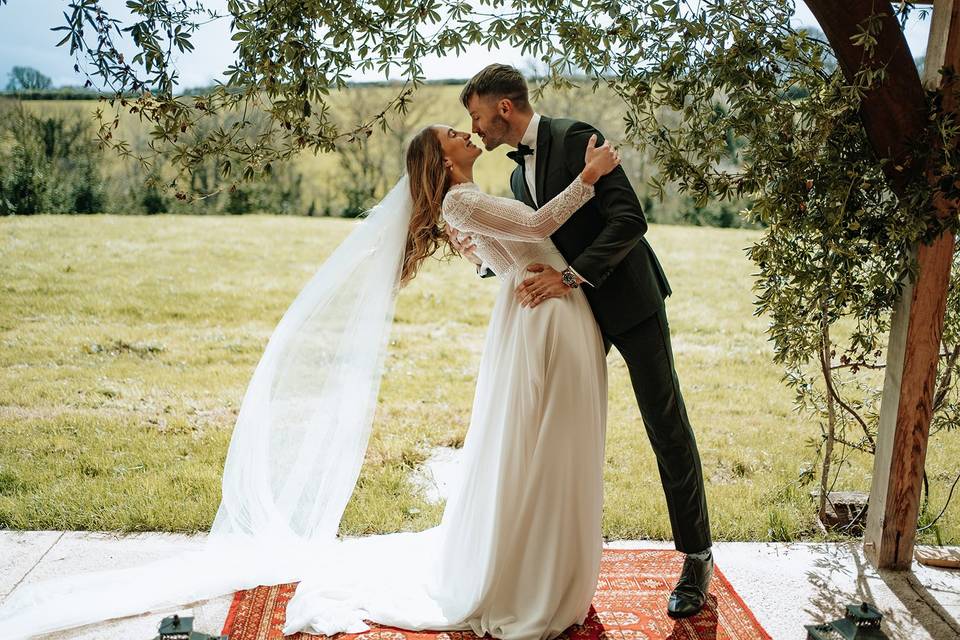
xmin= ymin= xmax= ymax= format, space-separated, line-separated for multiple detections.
xmin=560 ymin=267 xmax=580 ymax=289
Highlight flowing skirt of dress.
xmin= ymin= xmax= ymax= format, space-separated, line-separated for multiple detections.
xmin=284 ymin=247 xmax=608 ymax=640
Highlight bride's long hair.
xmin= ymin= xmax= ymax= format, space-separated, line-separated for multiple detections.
xmin=403 ymin=126 xmax=456 ymax=285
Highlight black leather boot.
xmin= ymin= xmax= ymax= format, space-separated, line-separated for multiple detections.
xmin=667 ymin=550 xmax=713 ymax=618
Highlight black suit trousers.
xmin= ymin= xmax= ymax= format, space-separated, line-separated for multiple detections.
xmin=605 ymin=305 xmax=712 ymax=554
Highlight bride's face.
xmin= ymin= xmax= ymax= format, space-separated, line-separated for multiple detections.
xmin=434 ymin=126 xmax=482 ymax=173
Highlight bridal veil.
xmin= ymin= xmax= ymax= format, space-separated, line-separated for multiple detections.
xmin=0 ymin=177 xmax=415 ymax=637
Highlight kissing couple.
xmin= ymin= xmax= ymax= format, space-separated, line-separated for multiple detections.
xmin=0 ymin=64 xmax=713 ymax=640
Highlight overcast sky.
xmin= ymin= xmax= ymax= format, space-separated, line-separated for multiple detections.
xmin=0 ymin=1 xmax=934 ymax=89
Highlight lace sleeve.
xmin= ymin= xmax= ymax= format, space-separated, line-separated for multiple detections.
xmin=442 ymin=175 xmax=594 ymax=242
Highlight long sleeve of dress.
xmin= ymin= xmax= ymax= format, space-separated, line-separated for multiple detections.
xmin=442 ymin=174 xmax=594 ymax=242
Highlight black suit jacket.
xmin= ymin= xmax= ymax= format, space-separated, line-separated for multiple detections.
xmin=510 ymin=116 xmax=671 ymax=336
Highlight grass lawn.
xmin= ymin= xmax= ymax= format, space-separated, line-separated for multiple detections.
xmin=1 ymin=214 xmax=957 ymax=544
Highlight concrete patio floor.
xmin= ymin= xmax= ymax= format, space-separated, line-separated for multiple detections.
xmin=1 ymin=531 xmax=958 ymax=640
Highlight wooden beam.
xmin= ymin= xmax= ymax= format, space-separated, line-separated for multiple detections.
xmin=864 ymin=0 xmax=960 ymax=570
xmin=804 ymin=0 xmax=958 ymax=569
xmin=804 ymin=1 xmax=927 ymax=196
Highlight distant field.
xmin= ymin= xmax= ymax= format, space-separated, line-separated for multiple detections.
xmin=12 ymin=88 xmax=524 ymax=207
xmin=8 ymin=85 xmax=711 ymax=222
xmin=1 ymin=215 xmax=957 ymax=544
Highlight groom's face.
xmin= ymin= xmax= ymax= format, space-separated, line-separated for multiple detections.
xmin=466 ymin=94 xmax=512 ymax=151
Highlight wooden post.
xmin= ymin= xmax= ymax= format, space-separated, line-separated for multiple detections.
xmin=864 ymin=0 xmax=960 ymax=570
xmin=804 ymin=0 xmax=959 ymax=569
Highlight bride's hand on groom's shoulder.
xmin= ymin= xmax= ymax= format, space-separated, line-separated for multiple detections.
xmin=581 ymin=134 xmax=621 ymax=185
xmin=447 ymin=226 xmax=482 ymax=266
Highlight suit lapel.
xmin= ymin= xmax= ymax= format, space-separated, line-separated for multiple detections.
xmin=511 ymin=165 xmax=536 ymax=209
xmin=534 ymin=116 xmax=552 ymax=208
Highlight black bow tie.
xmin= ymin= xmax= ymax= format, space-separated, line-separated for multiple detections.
xmin=506 ymin=143 xmax=534 ymax=166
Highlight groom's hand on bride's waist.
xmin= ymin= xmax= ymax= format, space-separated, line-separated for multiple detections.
xmin=516 ymin=264 xmax=579 ymax=308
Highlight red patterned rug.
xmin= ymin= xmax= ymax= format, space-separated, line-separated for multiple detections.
xmin=222 ymin=549 xmax=770 ymax=640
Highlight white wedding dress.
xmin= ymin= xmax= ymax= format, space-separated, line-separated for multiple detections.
xmin=283 ymin=175 xmax=608 ymax=639
xmin=0 ymin=175 xmax=606 ymax=640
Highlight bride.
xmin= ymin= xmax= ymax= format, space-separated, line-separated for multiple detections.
xmin=283 ymin=128 xmax=620 ymax=638
xmin=0 ymin=127 xmax=619 ymax=640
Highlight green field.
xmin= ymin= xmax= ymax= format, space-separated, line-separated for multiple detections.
xmin=1 ymin=215 xmax=957 ymax=543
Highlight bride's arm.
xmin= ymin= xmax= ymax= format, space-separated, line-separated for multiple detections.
xmin=442 ymin=175 xmax=595 ymax=242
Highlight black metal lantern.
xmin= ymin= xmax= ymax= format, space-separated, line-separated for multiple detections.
xmin=804 ymin=602 xmax=888 ymax=639
xmin=156 ymin=614 xmax=229 ymax=640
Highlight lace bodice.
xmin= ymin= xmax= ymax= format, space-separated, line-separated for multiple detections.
xmin=441 ymin=174 xmax=594 ymax=277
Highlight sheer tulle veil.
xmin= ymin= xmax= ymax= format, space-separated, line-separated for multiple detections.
xmin=0 ymin=176 xmax=415 ymax=638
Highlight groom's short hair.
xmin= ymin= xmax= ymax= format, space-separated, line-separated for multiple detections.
xmin=460 ymin=64 xmax=531 ymax=112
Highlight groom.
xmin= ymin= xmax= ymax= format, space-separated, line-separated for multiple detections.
xmin=451 ymin=64 xmax=714 ymax=618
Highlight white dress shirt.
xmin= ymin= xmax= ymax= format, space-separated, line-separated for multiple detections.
xmin=520 ymin=112 xmax=541 ymax=206
xmin=519 ymin=112 xmax=591 ymax=286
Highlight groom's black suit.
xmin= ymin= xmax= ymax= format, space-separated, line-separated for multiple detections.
xmin=510 ymin=115 xmax=711 ymax=554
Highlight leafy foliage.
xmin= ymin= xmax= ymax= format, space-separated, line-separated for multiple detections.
xmin=0 ymin=102 xmax=104 ymax=214
xmin=0 ymin=100 xmax=307 ymax=215
xmin=5 ymin=66 xmax=53 ymax=91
